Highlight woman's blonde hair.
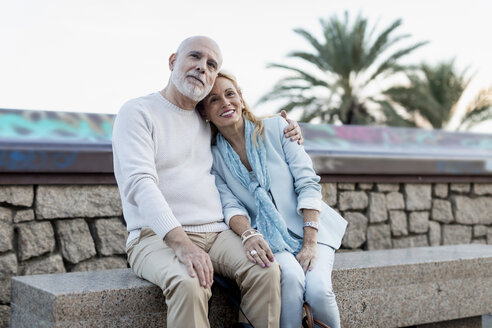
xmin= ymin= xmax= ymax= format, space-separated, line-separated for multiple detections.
xmin=197 ymin=71 xmax=264 ymax=145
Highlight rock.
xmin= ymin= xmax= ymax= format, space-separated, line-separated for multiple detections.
xmin=472 ymin=239 xmax=487 ymax=245
xmin=0 ymin=207 xmax=12 ymax=222
xmin=0 ymin=253 xmax=17 ymax=276
xmin=93 ymin=218 xmax=128 ymax=256
xmin=393 ymin=235 xmax=428 ymax=248
xmin=341 ymin=212 xmax=368 ymax=249
xmin=0 ymin=305 xmax=10 ymax=328
xmin=321 ymin=183 xmax=337 ymax=207
xmin=339 ymin=192 xmax=368 ymax=211
xmin=0 ymin=277 xmax=11 ymax=304
xmin=55 ymin=219 xmax=96 ymax=264
xmin=338 ymin=183 xmax=355 ymax=190
xmin=0 ymin=207 xmax=13 ymax=252
xmin=405 ymin=184 xmax=432 ymax=210
xmin=368 ymin=193 xmax=387 ymax=223
xmin=367 ymin=224 xmax=392 ymax=250
xmin=431 ymin=199 xmax=453 ymax=223
xmin=452 ymin=196 xmax=492 ymax=225
xmin=36 ymin=185 xmax=122 ymax=219
xmin=13 ymin=209 xmax=35 ymax=223
xmin=488 ymin=227 xmax=492 ymax=245
xmin=433 ymin=183 xmax=448 ymax=198
xmin=389 ymin=211 xmax=408 ymax=237
xmin=429 ymin=221 xmax=441 ymax=246
xmin=473 ymin=183 xmax=492 ymax=196
xmin=17 ymin=222 xmax=55 ymax=261
xmin=386 ymin=192 xmax=405 ymax=210
xmin=0 ymin=185 xmax=33 ymax=207
xmin=21 ymin=254 xmax=66 ymax=275
xmin=376 ymin=184 xmax=400 ymax=192
xmin=0 ymin=279 xmax=11 ymax=304
xmin=0 ymin=254 xmax=15 ymax=304
xmin=358 ymin=183 xmax=373 ymax=190
xmin=71 ymin=256 xmax=128 ymax=272
xmin=442 ymin=225 xmax=472 ymax=245
xmin=450 ymin=183 xmax=470 ymax=193
xmin=409 ymin=212 xmax=429 ymax=233
xmin=473 ymin=225 xmax=487 ymax=238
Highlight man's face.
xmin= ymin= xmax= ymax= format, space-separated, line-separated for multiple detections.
xmin=170 ymin=38 xmax=222 ymax=103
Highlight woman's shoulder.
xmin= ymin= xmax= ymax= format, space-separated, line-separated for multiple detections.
xmin=262 ymin=115 xmax=287 ymax=126
xmin=261 ymin=116 xmax=288 ymax=135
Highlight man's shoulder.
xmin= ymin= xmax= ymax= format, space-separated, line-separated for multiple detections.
xmin=120 ymin=92 xmax=159 ymax=113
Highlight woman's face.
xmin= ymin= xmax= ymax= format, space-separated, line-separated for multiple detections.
xmin=202 ymin=77 xmax=244 ymax=129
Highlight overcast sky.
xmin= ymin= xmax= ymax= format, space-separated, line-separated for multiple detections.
xmin=1 ymin=0 xmax=491 ymax=132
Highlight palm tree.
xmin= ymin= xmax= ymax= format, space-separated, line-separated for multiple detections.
xmin=259 ymin=12 xmax=428 ymax=125
xmin=458 ymin=86 xmax=492 ymax=130
xmin=385 ymin=60 xmax=492 ymax=130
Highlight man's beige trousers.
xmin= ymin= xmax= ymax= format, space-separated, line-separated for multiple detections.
xmin=127 ymin=228 xmax=281 ymax=328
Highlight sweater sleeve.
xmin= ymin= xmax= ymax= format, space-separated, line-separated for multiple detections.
xmin=112 ymin=100 xmax=181 ymax=239
xmin=276 ymin=117 xmax=322 ymax=214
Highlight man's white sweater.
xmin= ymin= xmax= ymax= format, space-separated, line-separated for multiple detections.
xmin=112 ymin=92 xmax=228 ymax=245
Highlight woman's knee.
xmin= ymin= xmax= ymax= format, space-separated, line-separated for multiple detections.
xmin=305 ymin=279 xmax=336 ymax=305
xmin=280 ymin=263 xmax=304 ymax=289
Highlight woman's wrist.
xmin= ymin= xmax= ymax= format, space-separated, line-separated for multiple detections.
xmin=241 ymin=228 xmax=263 ymax=245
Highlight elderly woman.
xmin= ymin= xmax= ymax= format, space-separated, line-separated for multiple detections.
xmin=198 ymin=72 xmax=347 ymax=328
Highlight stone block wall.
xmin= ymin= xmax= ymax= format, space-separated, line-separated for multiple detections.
xmin=1 ymin=182 xmax=492 ymax=327
xmin=321 ymin=182 xmax=492 ymax=251
xmin=0 ymin=185 xmax=127 ymax=328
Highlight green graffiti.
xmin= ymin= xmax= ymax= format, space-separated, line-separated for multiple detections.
xmin=0 ymin=112 xmax=113 ymax=142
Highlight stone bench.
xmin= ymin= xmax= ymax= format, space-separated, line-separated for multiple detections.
xmin=11 ymin=244 xmax=492 ymax=327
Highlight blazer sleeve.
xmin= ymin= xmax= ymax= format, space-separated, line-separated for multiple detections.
xmin=112 ymin=101 xmax=181 ymax=239
xmin=276 ymin=117 xmax=322 ymax=215
xmin=211 ymin=154 xmax=251 ymax=226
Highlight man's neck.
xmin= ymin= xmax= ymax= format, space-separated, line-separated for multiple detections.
xmin=160 ymin=83 xmax=197 ymax=111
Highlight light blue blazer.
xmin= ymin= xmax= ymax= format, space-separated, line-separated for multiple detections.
xmin=211 ymin=117 xmax=347 ymax=250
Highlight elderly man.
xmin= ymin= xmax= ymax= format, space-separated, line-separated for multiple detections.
xmin=112 ymin=36 xmax=302 ymax=327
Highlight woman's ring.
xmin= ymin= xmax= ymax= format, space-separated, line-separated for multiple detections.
xmin=250 ymin=250 xmax=258 ymax=256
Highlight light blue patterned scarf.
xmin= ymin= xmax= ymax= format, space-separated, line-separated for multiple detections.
xmin=216 ymin=118 xmax=301 ymax=254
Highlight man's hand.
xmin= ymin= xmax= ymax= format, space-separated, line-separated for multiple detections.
xmin=165 ymin=228 xmax=214 ymax=288
xmin=281 ymin=110 xmax=304 ymax=145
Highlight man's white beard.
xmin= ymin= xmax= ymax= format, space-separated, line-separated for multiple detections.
xmin=171 ymin=69 xmax=212 ymax=103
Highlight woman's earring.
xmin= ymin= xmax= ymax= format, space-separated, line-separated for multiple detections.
xmin=205 ymin=119 xmax=210 ymax=123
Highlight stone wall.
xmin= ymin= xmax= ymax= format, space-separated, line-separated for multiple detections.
xmin=1 ymin=182 xmax=492 ymax=327
xmin=0 ymin=185 xmax=127 ymax=328
xmin=322 ymin=182 xmax=492 ymax=250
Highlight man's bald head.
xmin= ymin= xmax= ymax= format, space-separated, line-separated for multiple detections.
xmin=175 ymin=36 xmax=223 ymax=69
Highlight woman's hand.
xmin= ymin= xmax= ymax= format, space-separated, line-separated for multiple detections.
xmin=296 ymin=242 xmax=318 ymax=274
xmin=243 ymin=235 xmax=275 ymax=268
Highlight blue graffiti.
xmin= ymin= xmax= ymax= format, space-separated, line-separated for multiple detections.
xmin=0 ymin=150 xmax=78 ymax=171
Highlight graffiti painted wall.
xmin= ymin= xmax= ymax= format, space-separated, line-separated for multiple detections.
xmin=1 ymin=108 xmax=492 ymax=174
xmin=0 ymin=109 xmax=113 ymax=172
xmin=0 ymin=108 xmax=113 ymax=143
xmin=300 ymin=123 xmax=492 ymax=157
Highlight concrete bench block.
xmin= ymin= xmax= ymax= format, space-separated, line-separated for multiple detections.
xmin=333 ymin=244 xmax=492 ymax=327
xmin=11 ymin=244 xmax=492 ymax=327
xmin=11 ymin=269 xmax=237 ymax=327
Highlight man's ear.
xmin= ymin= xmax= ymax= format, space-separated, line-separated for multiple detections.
xmin=169 ymin=53 xmax=177 ymax=71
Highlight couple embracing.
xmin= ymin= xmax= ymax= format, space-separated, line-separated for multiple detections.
xmin=112 ymin=36 xmax=347 ymax=328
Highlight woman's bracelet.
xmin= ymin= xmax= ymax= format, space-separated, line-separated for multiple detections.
xmin=241 ymin=228 xmax=259 ymax=241
xmin=303 ymin=221 xmax=319 ymax=231
xmin=242 ymin=232 xmax=263 ymax=245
